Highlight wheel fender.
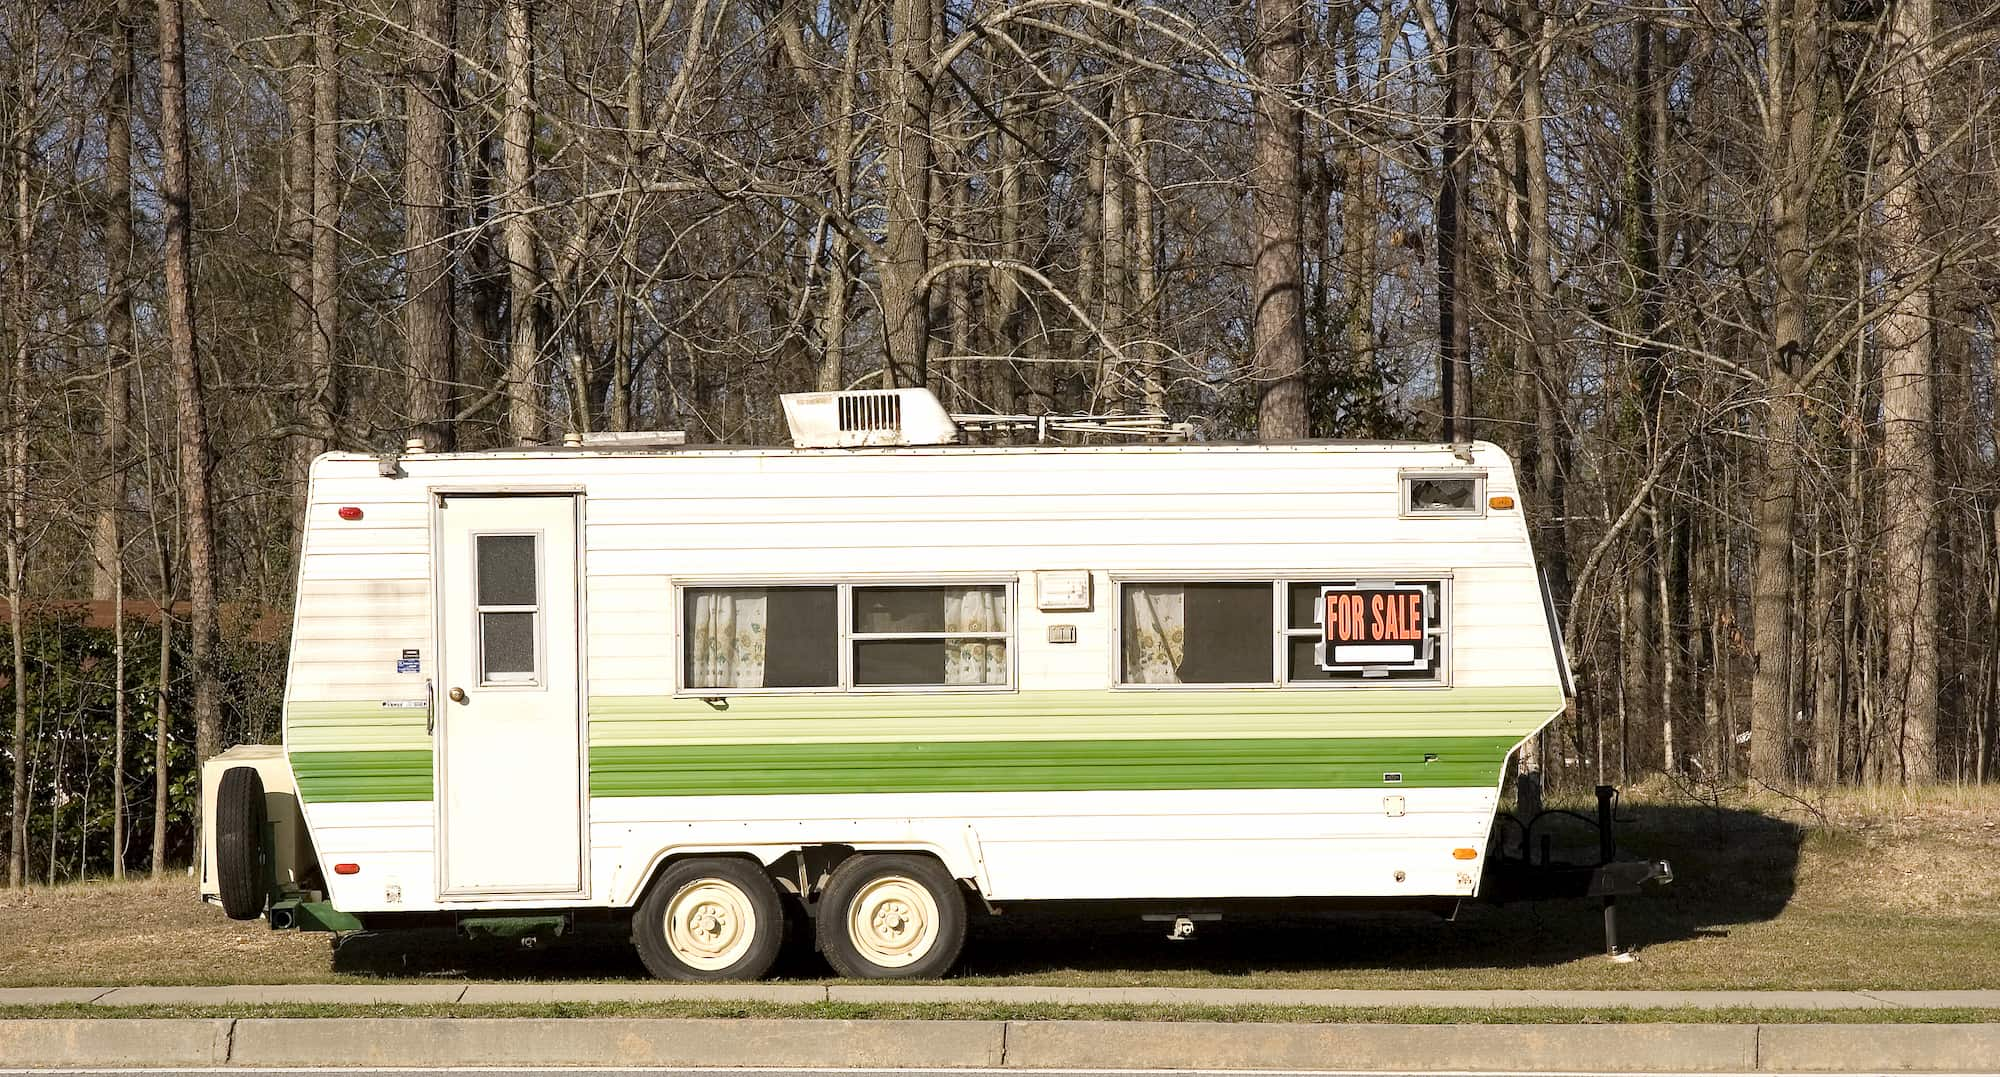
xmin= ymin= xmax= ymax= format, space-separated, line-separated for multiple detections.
xmin=617 ymin=839 xmax=980 ymax=908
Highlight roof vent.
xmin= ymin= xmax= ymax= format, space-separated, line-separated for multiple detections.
xmin=781 ymin=389 xmax=959 ymax=448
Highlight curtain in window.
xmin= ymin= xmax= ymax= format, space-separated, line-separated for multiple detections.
xmin=1123 ymin=585 xmax=1186 ymax=683
xmin=943 ymin=588 xmax=1007 ymax=685
xmin=689 ymin=589 xmax=768 ymax=688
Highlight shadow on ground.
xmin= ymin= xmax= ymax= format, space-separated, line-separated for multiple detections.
xmin=327 ymin=801 xmax=1802 ymax=981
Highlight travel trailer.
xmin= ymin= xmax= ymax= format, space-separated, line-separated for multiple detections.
xmin=202 ymin=388 xmax=1652 ymax=981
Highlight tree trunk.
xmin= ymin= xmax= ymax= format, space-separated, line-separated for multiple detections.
xmin=106 ymin=0 xmax=137 ymax=880
xmin=1518 ymin=0 xmax=1569 ymax=607
xmin=93 ymin=0 xmax=136 ymax=606
xmin=1252 ymin=0 xmax=1306 ymax=440
xmin=1126 ymin=84 xmax=1162 ymax=413
xmin=151 ymin=608 xmax=171 ymax=877
xmin=1877 ymin=0 xmax=1937 ymax=785
xmin=1657 ymin=507 xmax=1679 ymax=773
xmin=283 ymin=4 xmax=315 ymax=492
xmin=158 ymin=0 xmax=223 ymax=766
xmin=1810 ymin=522 xmax=1841 ymax=782
xmin=502 ymin=0 xmax=541 ymax=443
xmin=1099 ymin=69 xmax=1128 ymax=409
xmin=113 ymin=564 xmax=127 ymax=879
xmin=7 ymin=8 xmax=38 ymax=889
xmin=1748 ymin=0 xmax=1823 ymax=787
xmin=880 ymin=0 xmax=931 ymax=389
xmin=406 ymin=0 xmax=457 ymax=448
xmin=1435 ymin=0 xmax=1475 ymax=443
xmin=987 ymin=77 xmax=1028 ymax=413
xmin=1621 ymin=9 xmax=1662 ymax=766
xmin=306 ymin=0 xmax=339 ymax=458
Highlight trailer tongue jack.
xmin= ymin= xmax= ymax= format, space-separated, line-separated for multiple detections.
xmin=1483 ymin=785 xmax=1674 ymax=959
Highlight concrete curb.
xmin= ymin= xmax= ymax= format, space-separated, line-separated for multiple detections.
xmin=1006 ymin=1021 xmax=1761 ymax=1072
xmin=1757 ymin=1023 xmax=2000 ymax=1073
xmin=1 ymin=1018 xmax=1997 ymax=1072
xmin=229 ymin=1018 xmax=1006 ymax=1068
xmin=0 ymin=1019 xmax=233 ymax=1067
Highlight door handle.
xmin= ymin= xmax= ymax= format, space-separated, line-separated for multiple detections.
xmin=448 ymin=686 xmax=468 ymax=704
xmin=425 ymin=678 xmax=436 ymax=735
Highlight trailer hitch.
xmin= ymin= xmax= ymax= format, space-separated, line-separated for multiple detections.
xmin=1483 ymin=784 xmax=1672 ymax=959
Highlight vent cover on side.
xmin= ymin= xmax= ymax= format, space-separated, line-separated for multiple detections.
xmin=781 ymin=389 xmax=959 ymax=447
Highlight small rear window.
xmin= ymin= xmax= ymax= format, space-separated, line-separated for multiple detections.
xmin=1401 ymin=471 xmax=1485 ymax=517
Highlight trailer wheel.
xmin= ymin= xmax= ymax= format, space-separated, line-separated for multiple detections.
xmin=633 ymin=858 xmax=784 ymax=981
xmin=816 ymin=854 xmax=965 ymax=979
xmin=214 ymin=766 xmax=269 ymax=921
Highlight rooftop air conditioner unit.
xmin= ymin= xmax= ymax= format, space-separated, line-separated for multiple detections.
xmin=780 ymin=389 xmax=959 ymax=448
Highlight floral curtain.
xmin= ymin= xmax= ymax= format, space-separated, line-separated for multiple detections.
xmin=944 ymin=587 xmax=1008 ymax=685
xmin=1123 ymin=585 xmax=1186 ymax=683
xmin=688 ymin=589 xmax=768 ymax=688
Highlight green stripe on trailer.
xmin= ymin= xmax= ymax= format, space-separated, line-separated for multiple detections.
xmin=586 ymin=686 xmax=1563 ymax=747
xmin=284 ymin=687 xmax=1561 ymax=802
xmin=286 ymin=700 xmax=432 ymax=752
xmin=290 ymin=749 xmax=433 ymax=802
xmin=588 ymin=734 xmax=1517 ymax=798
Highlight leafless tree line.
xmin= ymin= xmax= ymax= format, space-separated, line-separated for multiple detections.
xmin=1 ymin=0 xmax=1997 ymax=883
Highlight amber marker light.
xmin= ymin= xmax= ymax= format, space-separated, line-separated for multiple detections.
xmin=333 ymin=863 xmax=360 ymax=875
xmin=1488 ymin=495 xmax=1515 ymax=510
xmin=1452 ymin=848 xmax=1479 ymax=860
xmin=337 ymin=506 xmax=364 ymax=520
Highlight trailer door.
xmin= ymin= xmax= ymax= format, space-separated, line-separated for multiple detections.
xmin=434 ymin=493 xmax=586 ymax=897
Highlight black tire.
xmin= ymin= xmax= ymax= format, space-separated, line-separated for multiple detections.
xmin=214 ymin=766 xmax=269 ymax=921
xmin=815 ymin=854 xmax=966 ymax=979
xmin=632 ymin=858 xmax=785 ymax=981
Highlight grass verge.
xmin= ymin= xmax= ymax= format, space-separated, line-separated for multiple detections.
xmin=1 ymin=1002 xmax=1998 ymax=1024
xmin=4 ymin=785 xmax=1997 ymax=990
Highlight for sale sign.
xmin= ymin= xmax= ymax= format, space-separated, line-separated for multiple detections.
xmin=1319 ymin=585 xmax=1431 ymax=670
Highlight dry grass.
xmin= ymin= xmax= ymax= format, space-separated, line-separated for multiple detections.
xmin=2 ymin=786 xmax=1997 ymax=990
xmin=3 ymin=1002 xmax=1999 ymax=1024
xmin=0 ymin=876 xmax=330 ymax=986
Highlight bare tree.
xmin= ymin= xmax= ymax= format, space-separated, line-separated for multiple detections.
xmin=1878 ymin=0 xmax=1939 ymax=784
xmin=1748 ymin=0 xmax=1828 ymax=787
xmin=104 ymin=0 xmax=137 ymax=879
xmin=502 ymin=0 xmax=539 ymax=442
xmin=880 ymin=0 xmax=933 ymax=389
xmin=1252 ymin=0 xmax=1306 ymax=440
xmin=4 ymin=0 xmax=35 ymax=889
xmin=1435 ymin=0 xmax=1474 ymax=443
xmin=157 ymin=0 xmax=222 ymax=765
xmin=406 ymin=0 xmax=458 ymax=448
xmin=305 ymin=0 xmax=339 ymax=462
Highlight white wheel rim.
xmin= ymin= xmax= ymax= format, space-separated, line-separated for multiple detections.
xmin=663 ymin=878 xmax=758 ymax=972
xmin=845 ymin=874 xmax=940 ymax=969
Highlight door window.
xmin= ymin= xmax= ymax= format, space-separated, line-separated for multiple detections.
xmin=475 ymin=533 xmax=541 ymax=685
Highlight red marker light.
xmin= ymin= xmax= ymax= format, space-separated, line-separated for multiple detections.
xmin=333 ymin=863 xmax=360 ymax=875
xmin=337 ymin=506 xmax=363 ymax=520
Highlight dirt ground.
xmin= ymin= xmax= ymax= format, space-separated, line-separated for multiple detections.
xmin=2 ymin=785 xmax=1996 ymax=989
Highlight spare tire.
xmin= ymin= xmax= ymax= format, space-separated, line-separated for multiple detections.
xmin=215 ymin=766 xmax=269 ymax=920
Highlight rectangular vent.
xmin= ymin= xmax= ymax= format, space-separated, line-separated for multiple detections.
xmin=780 ymin=388 xmax=957 ymax=447
xmin=837 ymin=392 xmax=903 ymax=434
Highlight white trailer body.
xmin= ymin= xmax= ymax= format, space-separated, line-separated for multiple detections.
xmin=212 ymin=392 xmax=1571 ymax=977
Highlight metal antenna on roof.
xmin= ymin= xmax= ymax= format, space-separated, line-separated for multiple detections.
xmin=950 ymin=410 xmax=1191 ymax=443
